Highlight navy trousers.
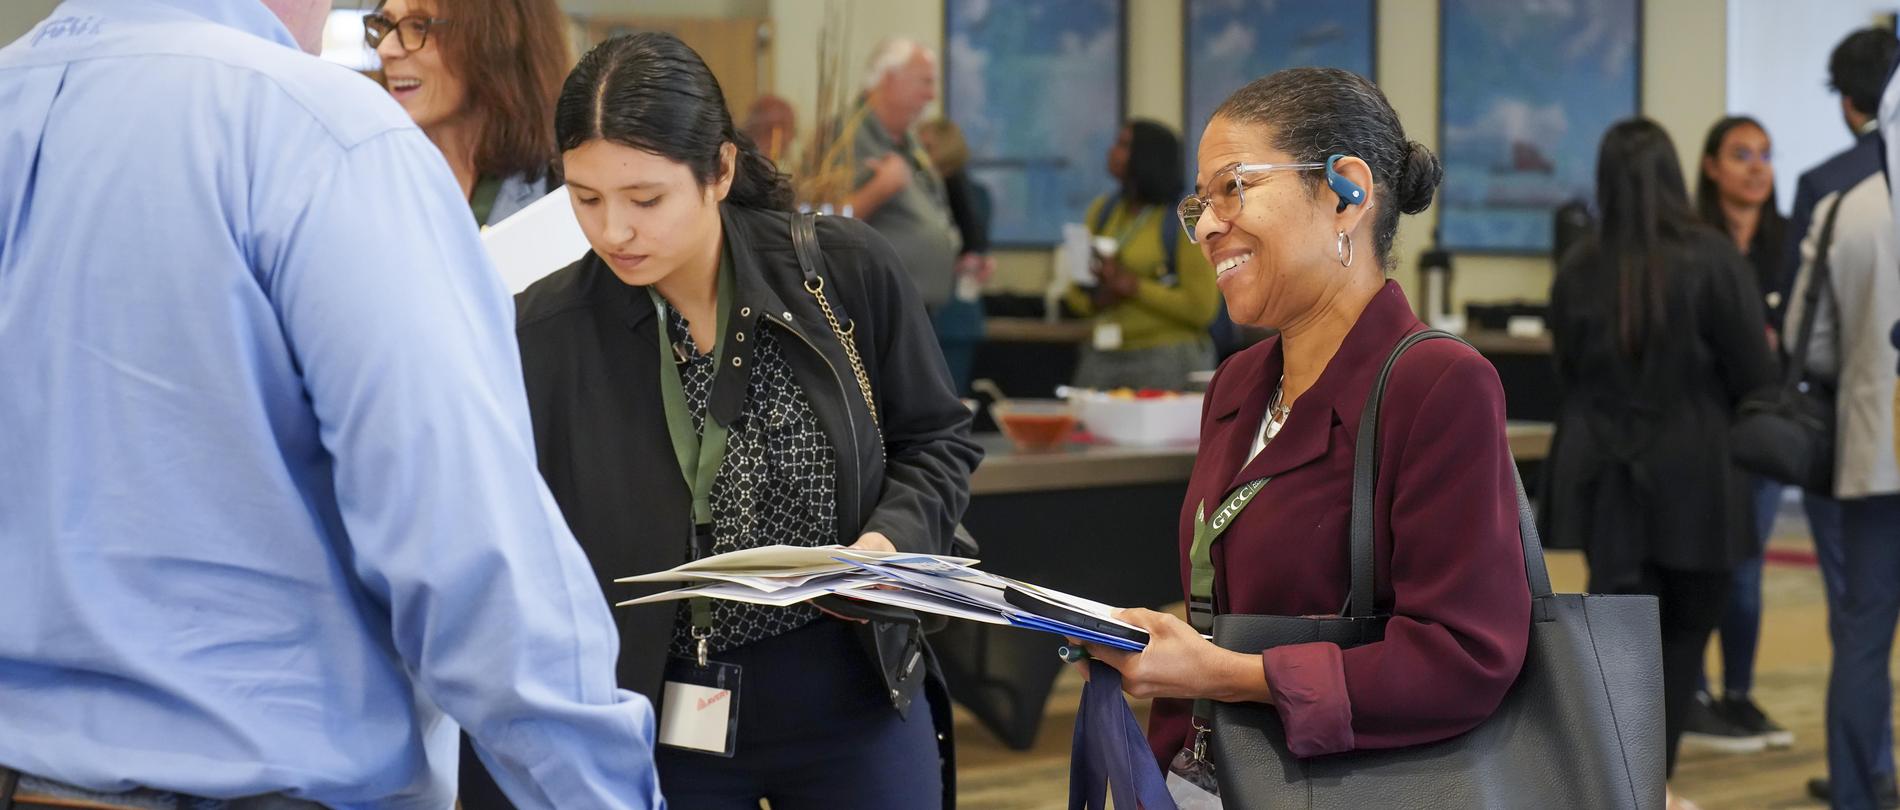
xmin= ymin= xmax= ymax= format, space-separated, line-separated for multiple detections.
xmin=1827 ymin=494 xmax=1900 ymax=810
xmin=654 ymin=619 xmax=943 ymax=810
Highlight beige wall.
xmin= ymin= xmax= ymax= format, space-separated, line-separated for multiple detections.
xmin=7 ymin=0 xmax=1729 ymax=310
xmin=1 ymin=0 xmax=61 ymax=44
xmin=758 ymin=0 xmax=1728 ymax=308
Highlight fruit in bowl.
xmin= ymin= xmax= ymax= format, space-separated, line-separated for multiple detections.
xmin=990 ymin=398 xmax=1077 ymax=452
xmin=1066 ymin=388 xmax=1203 ymax=446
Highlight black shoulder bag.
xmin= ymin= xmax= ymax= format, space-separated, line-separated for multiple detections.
xmin=1206 ymin=330 xmax=1665 ymax=809
xmin=1730 ymin=194 xmax=1843 ymax=493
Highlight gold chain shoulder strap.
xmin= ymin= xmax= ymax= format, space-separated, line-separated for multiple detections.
xmin=790 ymin=215 xmax=885 ymax=444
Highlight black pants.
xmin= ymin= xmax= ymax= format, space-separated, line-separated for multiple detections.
xmin=1598 ymin=565 xmax=1732 ymax=777
xmin=459 ymin=619 xmax=941 ymax=809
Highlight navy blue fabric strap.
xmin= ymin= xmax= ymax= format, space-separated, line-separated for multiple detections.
xmin=1093 ymin=193 xmax=1118 ymax=233
xmin=1069 ymin=663 xmax=1178 ymax=810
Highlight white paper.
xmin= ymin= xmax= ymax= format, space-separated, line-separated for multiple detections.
xmin=480 ymin=186 xmax=591 ymax=294
xmin=614 ymin=545 xmax=1156 ymax=648
xmin=615 ymin=544 xmax=975 ymax=583
xmin=659 ymin=680 xmax=732 ymax=753
xmin=1165 ymin=771 xmax=1225 ymax=810
xmin=838 ymin=587 xmax=1012 ymax=626
xmin=836 ymin=559 xmax=1014 ymax=614
xmin=1003 ymin=578 xmax=1149 ymax=635
xmin=1061 ymin=223 xmax=1097 ymax=285
xmin=617 ymin=577 xmax=872 ymax=608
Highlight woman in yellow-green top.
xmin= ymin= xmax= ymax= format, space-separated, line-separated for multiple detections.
xmin=1066 ymin=120 xmax=1221 ymax=391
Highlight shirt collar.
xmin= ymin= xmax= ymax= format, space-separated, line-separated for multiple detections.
xmin=854 ymin=96 xmax=912 ymax=150
xmin=1215 ymin=281 xmax=1423 ymax=486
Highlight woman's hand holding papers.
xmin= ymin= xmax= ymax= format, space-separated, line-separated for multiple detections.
xmin=1081 ymin=608 xmax=1275 ymax=704
xmin=848 ymin=532 xmax=896 ymax=554
xmin=815 ymin=533 xmax=901 ymax=623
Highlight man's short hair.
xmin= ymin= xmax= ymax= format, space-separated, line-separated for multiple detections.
xmin=1828 ymin=28 xmax=1898 ymax=117
xmin=862 ymin=38 xmax=936 ymax=92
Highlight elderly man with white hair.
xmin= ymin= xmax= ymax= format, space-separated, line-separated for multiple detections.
xmin=847 ymin=37 xmax=964 ymax=313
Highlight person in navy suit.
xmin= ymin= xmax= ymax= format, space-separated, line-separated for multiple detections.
xmin=1780 ymin=28 xmax=1897 ymax=808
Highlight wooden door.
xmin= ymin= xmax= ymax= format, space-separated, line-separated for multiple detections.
xmin=578 ymin=17 xmax=775 ymax=120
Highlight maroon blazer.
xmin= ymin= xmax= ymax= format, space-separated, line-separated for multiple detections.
xmin=1147 ymin=282 xmax=1529 ymax=764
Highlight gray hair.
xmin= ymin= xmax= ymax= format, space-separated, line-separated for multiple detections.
xmin=862 ymin=37 xmax=936 ymax=92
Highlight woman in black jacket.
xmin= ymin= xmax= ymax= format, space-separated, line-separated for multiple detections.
xmin=1688 ymin=114 xmax=1793 ymax=749
xmin=502 ymin=33 xmax=979 ymax=810
xmin=1546 ymin=118 xmax=1774 ymax=810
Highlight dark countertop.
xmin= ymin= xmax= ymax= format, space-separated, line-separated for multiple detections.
xmin=968 ymin=422 xmax=1554 ymax=495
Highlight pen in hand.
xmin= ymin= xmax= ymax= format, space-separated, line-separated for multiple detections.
xmin=1057 ymin=644 xmax=1091 ymax=664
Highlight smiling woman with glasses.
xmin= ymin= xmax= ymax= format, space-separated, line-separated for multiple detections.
xmin=1072 ymin=68 xmax=1533 ymax=803
xmin=365 ymin=0 xmax=568 ymax=227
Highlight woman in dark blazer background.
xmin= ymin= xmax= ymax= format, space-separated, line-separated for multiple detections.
xmin=1079 ymin=68 xmax=1529 ymax=779
xmin=1546 ymin=118 xmax=1773 ymax=809
xmin=485 ymin=33 xmax=979 ymax=810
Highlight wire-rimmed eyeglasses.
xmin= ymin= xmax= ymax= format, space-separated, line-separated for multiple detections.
xmin=1177 ymin=161 xmax=1327 ymax=243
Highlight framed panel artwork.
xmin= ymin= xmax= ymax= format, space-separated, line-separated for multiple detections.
xmin=1438 ymin=0 xmax=1642 ymax=254
xmin=944 ymin=0 xmax=1126 ymax=247
xmin=1182 ymin=0 xmax=1376 ymax=184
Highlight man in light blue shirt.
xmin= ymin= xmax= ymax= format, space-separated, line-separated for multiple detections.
xmin=0 ymin=1 xmax=664 ymax=808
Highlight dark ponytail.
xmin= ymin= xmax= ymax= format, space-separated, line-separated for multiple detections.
xmin=555 ymin=32 xmax=794 ymax=211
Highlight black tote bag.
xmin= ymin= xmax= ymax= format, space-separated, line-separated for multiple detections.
xmin=1208 ymin=330 xmax=1665 ymax=809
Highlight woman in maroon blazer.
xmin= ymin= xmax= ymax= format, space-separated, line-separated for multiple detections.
xmin=1082 ymin=68 xmax=1531 ymax=775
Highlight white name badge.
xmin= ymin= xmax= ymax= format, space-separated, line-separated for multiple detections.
xmin=659 ymin=658 xmax=742 ymax=757
xmin=1093 ymin=321 xmax=1124 ymax=351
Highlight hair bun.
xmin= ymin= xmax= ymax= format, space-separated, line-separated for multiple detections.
xmin=1395 ymin=140 xmax=1443 ymax=215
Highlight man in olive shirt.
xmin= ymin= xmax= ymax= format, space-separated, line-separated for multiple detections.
xmin=849 ymin=38 xmax=962 ymax=311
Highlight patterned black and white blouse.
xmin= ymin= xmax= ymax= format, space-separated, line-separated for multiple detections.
xmin=664 ymin=306 xmax=839 ymax=657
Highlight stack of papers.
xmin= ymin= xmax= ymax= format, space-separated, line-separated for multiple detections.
xmin=617 ymin=545 xmax=1150 ymax=652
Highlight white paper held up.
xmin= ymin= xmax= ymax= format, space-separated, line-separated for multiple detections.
xmin=480 ymin=186 xmax=591 ymax=294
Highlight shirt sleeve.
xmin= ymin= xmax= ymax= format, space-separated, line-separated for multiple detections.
xmin=1702 ymin=237 xmax=1777 ymax=400
xmin=259 ymin=129 xmax=663 ymax=810
xmin=1260 ymin=352 xmax=1530 ymax=756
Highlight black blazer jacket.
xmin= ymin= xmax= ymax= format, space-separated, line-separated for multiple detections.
xmin=1545 ymin=226 xmax=1774 ymax=588
xmin=512 ymin=203 xmax=982 ymax=711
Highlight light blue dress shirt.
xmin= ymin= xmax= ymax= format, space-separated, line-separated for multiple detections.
xmin=0 ymin=2 xmax=663 ymax=808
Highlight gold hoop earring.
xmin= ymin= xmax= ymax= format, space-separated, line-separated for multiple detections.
xmin=1335 ymin=230 xmax=1354 ymax=268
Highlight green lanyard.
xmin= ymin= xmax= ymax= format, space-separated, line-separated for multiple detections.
xmin=469 ymin=175 xmax=503 ymax=227
xmin=650 ymin=254 xmax=737 ymax=666
xmin=1184 ymin=474 xmax=1271 ymax=769
xmin=1186 ymin=476 xmax=1269 ymax=634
